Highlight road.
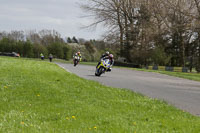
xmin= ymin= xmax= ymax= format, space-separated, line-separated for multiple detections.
xmin=56 ymin=62 xmax=200 ymax=116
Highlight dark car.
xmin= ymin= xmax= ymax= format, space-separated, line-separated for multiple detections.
xmin=0 ymin=52 xmax=20 ymax=57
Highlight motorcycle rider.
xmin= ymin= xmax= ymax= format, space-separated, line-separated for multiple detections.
xmin=73 ymin=52 xmax=82 ymax=63
xmin=40 ymin=53 xmax=44 ymax=60
xmin=103 ymin=54 xmax=114 ymax=71
xmin=96 ymin=51 xmax=110 ymax=68
xmin=101 ymin=51 xmax=110 ymax=59
xmin=96 ymin=51 xmax=114 ymax=71
xmin=77 ymin=52 xmax=82 ymax=61
xmin=49 ymin=53 xmax=53 ymax=62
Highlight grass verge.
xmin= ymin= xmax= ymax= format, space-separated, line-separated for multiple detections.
xmin=0 ymin=56 xmax=200 ymax=132
xmin=131 ymin=68 xmax=200 ymax=82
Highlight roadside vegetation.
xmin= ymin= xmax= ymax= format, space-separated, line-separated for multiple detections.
xmin=1 ymin=0 xmax=200 ymax=73
xmin=0 ymin=56 xmax=200 ymax=132
xmin=0 ymin=30 xmax=116 ymax=63
xmin=81 ymin=0 xmax=200 ymax=72
xmin=130 ymin=68 xmax=200 ymax=82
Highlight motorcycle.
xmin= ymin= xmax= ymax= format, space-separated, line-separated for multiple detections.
xmin=73 ymin=56 xmax=80 ymax=66
xmin=95 ymin=59 xmax=111 ymax=76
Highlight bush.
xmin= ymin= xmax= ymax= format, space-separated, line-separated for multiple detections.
xmin=33 ymin=43 xmax=48 ymax=58
xmin=0 ymin=38 xmax=16 ymax=52
xmin=23 ymin=40 xmax=34 ymax=57
xmin=151 ymin=47 xmax=171 ymax=66
xmin=195 ymin=62 xmax=200 ymax=73
xmin=47 ymin=42 xmax=64 ymax=58
xmin=63 ymin=45 xmax=72 ymax=60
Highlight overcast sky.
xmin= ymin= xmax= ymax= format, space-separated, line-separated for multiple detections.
xmin=0 ymin=0 xmax=105 ymax=40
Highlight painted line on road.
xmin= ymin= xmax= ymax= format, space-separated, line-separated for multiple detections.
xmin=61 ymin=66 xmax=72 ymax=73
xmin=55 ymin=63 xmax=72 ymax=74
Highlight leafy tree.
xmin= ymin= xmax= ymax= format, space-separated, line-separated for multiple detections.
xmin=84 ymin=41 xmax=96 ymax=61
xmin=47 ymin=42 xmax=64 ymax=58
xmin=72 ymin=36 xmax=79 ymax=43
xmin=78 ymin=38 xmax=86 ymax=44
xmin=151 ymin=47 xmax=171 ymax=66
xmin=0 ymin=38 xmax=16 ymax=52
xmin=67 ymin=37 xmax=72 ymax=43
xmin=84 ymin=41 xmax=95 ymax=54
xmin=16 ymin=40 xmax=24 ymax=56
xmin=195 ymin=63 xmax=200 ymax=73
xmin=63 ymin=45 xmax=72 ymax=60
xmin=33 ymin=43 xmax=48 ymax=58
xmin=23 ymin=40 xmax=34 ymax=57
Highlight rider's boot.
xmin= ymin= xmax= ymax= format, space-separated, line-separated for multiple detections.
xmin=107 ymin=68 xmax=111 ymax=72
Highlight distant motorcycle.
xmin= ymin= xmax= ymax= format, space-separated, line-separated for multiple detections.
xmin=95 ymin=59 xmax=111 ymax=76
xmin=73 ymin=56 xmax=80 ymax=67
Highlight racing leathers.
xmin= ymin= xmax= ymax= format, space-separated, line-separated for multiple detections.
xmin=96 ymin=55 xmax=114 ymax=71
xmin=73 ymin=53 xmax=82 ymax=61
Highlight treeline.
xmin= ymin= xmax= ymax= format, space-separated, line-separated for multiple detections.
xmin=82 ymin=0 xmax=200 ymax=72
xmin=0 ymin=30 xmax=73 ymax=60
xmin=0 ymin=30 xmax=110 ymax=61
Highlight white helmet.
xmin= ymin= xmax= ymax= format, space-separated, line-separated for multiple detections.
xmin=106 ymin=51 xmax=109 ymax=55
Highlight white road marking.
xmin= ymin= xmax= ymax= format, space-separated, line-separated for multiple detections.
xmin=56 ymin=63 xmax=72 ymax=73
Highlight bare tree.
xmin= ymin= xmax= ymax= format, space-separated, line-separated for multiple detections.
xmin=81 ymin=0 xmax=200 ymax=67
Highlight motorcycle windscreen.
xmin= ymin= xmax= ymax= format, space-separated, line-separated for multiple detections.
xmin=103 ymin=59 xmax=111 ymax=68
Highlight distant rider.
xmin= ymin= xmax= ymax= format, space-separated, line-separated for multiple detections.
xmin=73 ymin=51 xmax=82 ymax=61
xmin=40 ymin=53 xmax=44 ymax=60
xmin=49 ymin=54 xmax=53 ymax=62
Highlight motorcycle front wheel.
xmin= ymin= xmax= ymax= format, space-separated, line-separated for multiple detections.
xmin=74 ymin=60 xmax=78 ymax=66
xmin=95 ymin=67 xmax=104 ymax=76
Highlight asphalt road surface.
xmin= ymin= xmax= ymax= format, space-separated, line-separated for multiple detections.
xmin=56 ymin=62 xmax=200 ymax=116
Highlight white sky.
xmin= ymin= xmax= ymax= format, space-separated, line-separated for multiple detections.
xmin=0 ymin=0 xmax=105 ymax=40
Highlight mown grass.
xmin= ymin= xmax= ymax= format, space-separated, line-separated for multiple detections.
xmin=131 ymin=68 xmax=200 ymax=82
xmin=0 ymin=56 xmax=200 ymax=132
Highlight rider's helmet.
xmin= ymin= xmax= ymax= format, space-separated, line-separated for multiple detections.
xmin=109 ymin=54 xmax=113 ymax=59
xmin=77 ymin=52 xmax=81 ymax=55
xmin=105 ymin=51 xmax=109 ymax=55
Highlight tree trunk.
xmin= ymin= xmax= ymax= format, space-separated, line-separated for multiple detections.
xmin=117 ymin=5 xmax=124 ymax=57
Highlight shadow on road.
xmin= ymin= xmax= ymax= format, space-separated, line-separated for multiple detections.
xmin=87 ymin=74 xmax=106 ymax=77
xmin=87 ymin=75 xmax=96 ymax=77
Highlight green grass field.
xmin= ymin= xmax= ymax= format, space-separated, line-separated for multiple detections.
xmin=0 ymin=56 xmax=200 ymax=132
xmin=130 ymin=68 xmax=200 ymax=82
